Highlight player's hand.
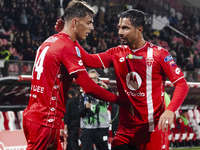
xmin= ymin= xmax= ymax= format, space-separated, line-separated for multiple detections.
xmin=158 ymin=110 xmax=174 ymax=131
xmin=55 ymin=18 xmax=65 ymax=32
xmin=60 ymin=128 xmax=68 ymax=150
xmin=85 ymin=102 xmax=92 ymax=109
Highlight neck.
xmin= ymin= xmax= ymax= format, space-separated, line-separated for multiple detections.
xmin=61 ymin=25 xmax=76 ymax=42
xmin=129 ymin=38 xmax=146 ymax=50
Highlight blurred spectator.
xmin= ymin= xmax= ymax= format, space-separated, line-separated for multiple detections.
xmin=187 ymin=73 xmax=195 ymax=82
xmin=0 ymin=45 xmax=10 ymax=61
xmin=64 ymin=89 xmax=80 ymax=150
xmin=0 ymin=44 xmax=10 ymax=76
xmin=19 ymin=9 xmax=28 ymax=31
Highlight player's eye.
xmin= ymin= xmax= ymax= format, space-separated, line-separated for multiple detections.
xmin=122 ymin=26 xmax=128 ymax=29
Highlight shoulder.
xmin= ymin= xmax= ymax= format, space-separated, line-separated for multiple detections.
xmin=147 ymin=42 xmax=168 ymax=53
xmin=147 ymin=42 xmax=171 ymax=60
xmin=106 ymin=45 xmax=130 ymax=54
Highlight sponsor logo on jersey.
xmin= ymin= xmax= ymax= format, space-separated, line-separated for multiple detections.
xmin=175 ymin=67 xmax=180 ymax=74
xmin=78 ymin=60 xmax=83 ymax=66
xmin=146 ymin=58 xmax=154 ymax=67
xmin=119 ymin=57 xmax=125 ymax=62
xmin=75 ymin=46 xmax=81 ymax=57
xmin=31 ymin=85 xmax=44 ymax=93
xmin=162 ymin=145 xmax=166 ymax=149
xmin=164 ymin=55 xmax=173 ymax=62
xmin=126 ymin=54 xmax=143 ymax=60
xmin=169 ymin=60 xmax=176 ymax=66
xmin=126 ymin=72 xmax=142 ymax=91
xmin=124 ymin=90 xmax=145 ymax=97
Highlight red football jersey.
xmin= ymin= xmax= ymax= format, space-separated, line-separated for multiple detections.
xmin=23 ymin=32 xmax=86 ymax=128
xmin=97 ymin=42 xmax=185 ymax=131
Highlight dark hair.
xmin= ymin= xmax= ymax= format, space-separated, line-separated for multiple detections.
xmin=68 ymin=89 xmax=76 ymax=97
xmin=119 ymin=9 xmax=147 ymax=28
xmin=64 ymin=0 xmax=94 ymax=21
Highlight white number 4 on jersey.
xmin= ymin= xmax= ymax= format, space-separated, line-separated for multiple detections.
xmin=32 ymin=46 xmax=49 ymax=80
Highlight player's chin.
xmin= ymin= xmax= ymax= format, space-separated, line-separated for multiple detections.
xmin=82 ymin=35 xmax=87 ymax=40
xmin=121 ymin=41 xmax=128 ymax=45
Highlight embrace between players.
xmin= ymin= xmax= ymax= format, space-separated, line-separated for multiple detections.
xmin=23 ymin=0 xmax=189 ymax=150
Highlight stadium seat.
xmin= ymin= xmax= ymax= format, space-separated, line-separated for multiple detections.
xmin=170 ymin=113 xmax=181 ymax=143
xmin=17 ymin=110 xmax=24 ymax=129
xmin=187 ymin=110 xmax=196 ymax=141
xmin=3 ymin=111 xmax=18 ymax=130
xmin=0 ymin=111 xmax=5 ymax=131
xmin=193 ymin=109 xmax=200 ymax=140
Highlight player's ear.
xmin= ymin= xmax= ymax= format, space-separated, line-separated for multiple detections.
xmin=137 ymin=26 xmax=143 ymax=33
xmin=72 ymin=18 xmax=78 ymax=28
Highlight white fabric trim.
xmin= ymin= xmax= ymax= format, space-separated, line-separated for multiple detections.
xmin=97 ymin=54 xmax=106 ymax=69
xmin=172 ymin=76 xmax=185 ymax=84
xmin=146 ymin=47 xmax=154 ymax=132
xmin=69 ymin=69 xmax=86 ymax=75
xmin=132 ymin=42 xmax=147 ymax=53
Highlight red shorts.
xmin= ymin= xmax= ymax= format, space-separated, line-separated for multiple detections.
xmin=112 ymin=124 xmax=170 ymax=150
xmin=23 ymin=119 xmax=62 ymax=150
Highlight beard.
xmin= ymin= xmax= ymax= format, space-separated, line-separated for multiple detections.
xmin=120 ymin=39 xmax=129 ymax=45
xmin=120 ymin=37 xmax=128 ymax=45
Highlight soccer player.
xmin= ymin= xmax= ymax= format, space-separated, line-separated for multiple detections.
xmin=55 ymin=9 xmax=189 ymax=150
xmin=22 ymin=1 xmax=121 ymax=149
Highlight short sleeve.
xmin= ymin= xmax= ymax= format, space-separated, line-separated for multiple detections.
xmin=62 ymin=45 xmax=86 ymax=74
xmin=159 ymin=49 xmax=185 ymax=84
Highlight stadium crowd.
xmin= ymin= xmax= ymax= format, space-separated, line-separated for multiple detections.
xmin=0 ymin=0 xmax=200 ymax=80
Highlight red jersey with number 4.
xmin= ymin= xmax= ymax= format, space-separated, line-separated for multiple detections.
xmin=97 ymin=42 xmax=185 ymax=131
xmin=23 ymin=32 xmax=86 ymax=128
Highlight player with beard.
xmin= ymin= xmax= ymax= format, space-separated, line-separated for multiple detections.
xmin=23 ymin=1 xmax=122 ymax=149
xmin=55 ymin=9 xmax=189 ymax=150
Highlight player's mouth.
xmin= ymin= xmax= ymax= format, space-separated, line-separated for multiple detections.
xmin=85 ymin=32 xmax=90 ymax=36
xmin=120 ymin=37 xmax=127 ymax=43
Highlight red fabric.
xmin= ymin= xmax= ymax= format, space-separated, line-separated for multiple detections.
xmin=74 ymin=71 xmax=118 ymax=103
xmin=23 ymin=32 xmax=86 ymax=129
xmin=23 ymin=119 xmax=62 ymax=150
xmin=167 ymin=78 xmax=189 ymax=112
xmin=79 ymin=47 xmax=104 ymax=68
xmin=97 ymin=42 xmax=186 ymax=126
xmin=80 ymin=42 xmax=188 ymax=148
xmin=112 ymin=124 xmax=169 ymax=150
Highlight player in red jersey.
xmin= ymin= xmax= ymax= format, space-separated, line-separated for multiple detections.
xmin=22 ymin=1 xmax=121 ymax=150
xmin=55 ymin=9 xmax=189 ymax=150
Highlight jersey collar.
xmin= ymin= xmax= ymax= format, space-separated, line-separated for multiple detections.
xmin=131 ymin=41 xmax=147 ymax=53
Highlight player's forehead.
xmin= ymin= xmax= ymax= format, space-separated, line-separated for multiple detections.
xmin=89 ymin=72 xmax=97 ymax=77
xmin=118 ymin=17 xmax=132 ymax=27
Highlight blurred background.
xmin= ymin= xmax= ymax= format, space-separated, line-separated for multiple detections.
xmin=0 ymin=0 xmax=200 ymax=81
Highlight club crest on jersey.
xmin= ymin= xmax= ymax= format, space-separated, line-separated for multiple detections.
xmin=164 ymin=55 xmax=173 ymax=62
xmin=146 ymin=58 xmax=154 ymax=67
xmin=78 ymin=60 xmax=83 ymax=66
xmin=126 ymin=54 xmax=143 ymax=60
xmin=75 ymin=46 xmax=81 ymax=57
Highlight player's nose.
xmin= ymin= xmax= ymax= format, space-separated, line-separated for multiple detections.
xmin=118 ymin=28 xmax=123 ymax=36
